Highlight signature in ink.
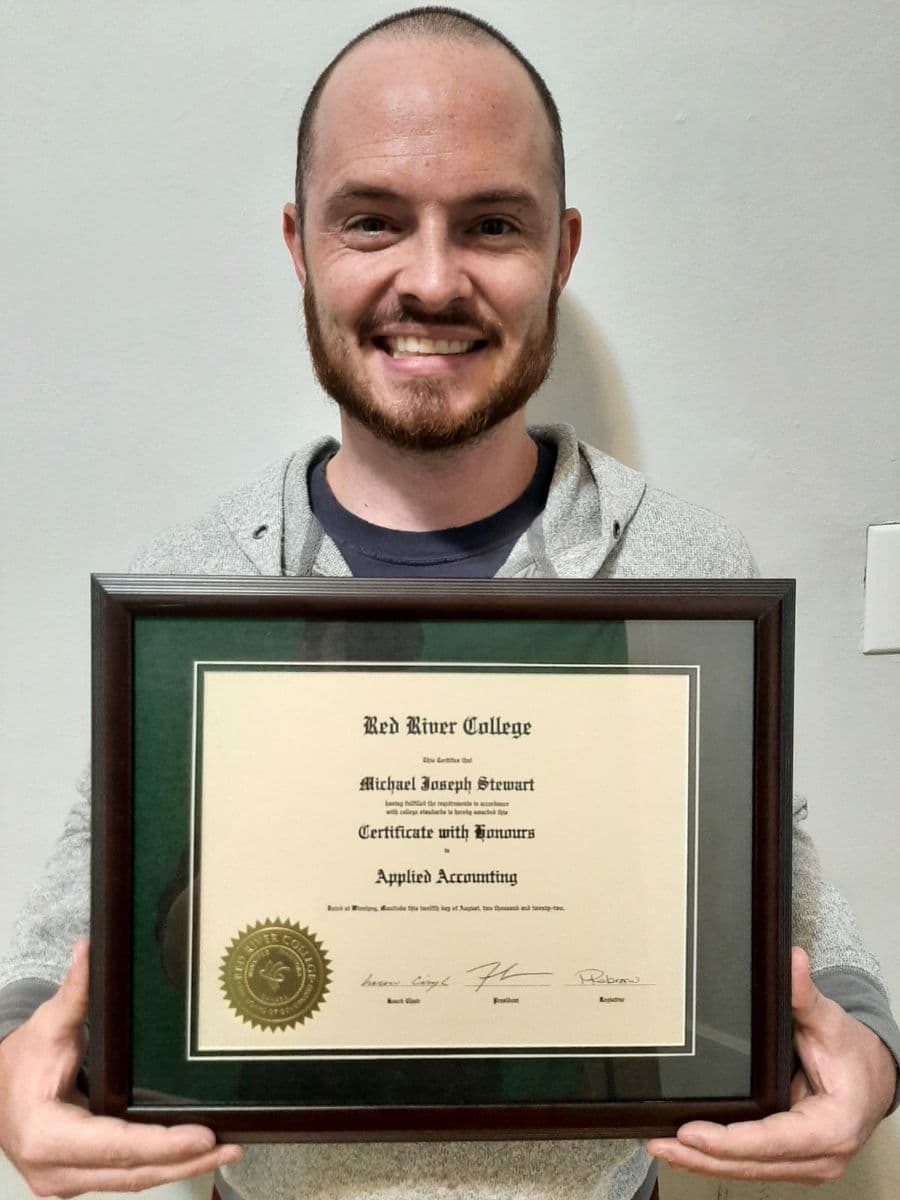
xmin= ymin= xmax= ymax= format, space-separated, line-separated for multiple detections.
xmin=576 ymin=968 xmax=641 ymax=986
xmin=466 ymin=961 xmax=553 ymax=991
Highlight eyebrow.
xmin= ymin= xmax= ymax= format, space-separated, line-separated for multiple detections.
xmin=325 ymin=183 xmax=542 ymax=212
xmin=461 ymin=189 xmax=541 ymax=210
xmin=326 ymin=185 xmax=403 ymax=205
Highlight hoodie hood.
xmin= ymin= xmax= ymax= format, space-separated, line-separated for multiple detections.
xmin=500 ymin=425 xmax=645 ymax=578
xmin=212 ymin=424 xmax=647 ymax=579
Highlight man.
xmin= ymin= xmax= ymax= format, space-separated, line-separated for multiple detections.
xmin=0 ymin=8 xmax=897 ymax=1200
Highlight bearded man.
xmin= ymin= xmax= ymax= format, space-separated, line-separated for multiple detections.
xmin=0 ymin=8 xmax=897 ymax=1200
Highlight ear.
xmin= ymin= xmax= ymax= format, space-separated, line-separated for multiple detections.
xmin=282 ymin=203 xmax=307 ymax=286
xmin=554 ymin=208 xmax=582 ymax=292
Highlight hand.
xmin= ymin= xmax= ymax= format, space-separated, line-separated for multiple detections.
xmin=648 ymin=946 xmax=898 ymax=1185
xmin=0 ymin=938 xmax=241 ymax=1197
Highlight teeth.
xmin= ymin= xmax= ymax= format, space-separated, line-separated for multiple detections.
xmin=386 ymin=336 xmax=476 ymax=356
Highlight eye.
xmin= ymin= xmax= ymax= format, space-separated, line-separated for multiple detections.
xmin=347 ymin=216 xmax=390 ymax=235
xmin=341 ymin=215 xmax=399 ymax=251
xmin=474 ymin=217 xmax=516 ymax=237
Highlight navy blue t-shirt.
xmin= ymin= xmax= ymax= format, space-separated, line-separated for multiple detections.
xmin=308 ymin=439 xmax=556 ymax=578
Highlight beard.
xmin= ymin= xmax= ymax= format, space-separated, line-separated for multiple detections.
xmin=302 ymin=283 xmax=559 ymax=453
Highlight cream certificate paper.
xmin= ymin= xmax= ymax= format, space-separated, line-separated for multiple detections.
xmin=188 ymin=664 xmax=697 ymax=1059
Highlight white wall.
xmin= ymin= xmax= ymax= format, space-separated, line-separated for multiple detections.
xmin=1 ymin=2 xmax=897 ymax=1197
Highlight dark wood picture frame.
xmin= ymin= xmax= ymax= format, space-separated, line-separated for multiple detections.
xmin=90 ymin=576 xmax=794 ymax=1140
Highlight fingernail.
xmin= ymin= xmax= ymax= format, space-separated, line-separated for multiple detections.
xmin=222 ymin=1145 xmax=243 ymax=1163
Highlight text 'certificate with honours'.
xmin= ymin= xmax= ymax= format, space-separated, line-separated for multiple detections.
xmin=188 ymin=664 xmax=698 ymax=1060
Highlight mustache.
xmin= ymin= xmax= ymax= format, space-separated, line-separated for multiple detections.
xmin=357 ymin=304 xmax=499 ymax=341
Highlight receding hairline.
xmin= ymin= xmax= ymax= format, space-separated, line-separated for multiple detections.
xmin=295 ymin=7 xmax=566 ymax=216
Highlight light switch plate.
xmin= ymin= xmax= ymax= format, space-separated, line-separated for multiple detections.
xmin=863 ymin=523 xmax=900 ymax=654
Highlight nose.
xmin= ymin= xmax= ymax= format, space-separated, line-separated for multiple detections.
xmin=393 ymin=219 xmax=473 ymax=312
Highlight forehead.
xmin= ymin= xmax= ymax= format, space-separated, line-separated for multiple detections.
xmin=307 ymin=35 xmax=557 ymax=204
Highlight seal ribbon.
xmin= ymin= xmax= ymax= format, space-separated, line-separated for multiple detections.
xmin=220 ymin=918 xmax=330 ymax=1030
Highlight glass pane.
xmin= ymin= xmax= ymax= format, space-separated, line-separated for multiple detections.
xmin=131 ymin=615 xmax=753 ymax=1107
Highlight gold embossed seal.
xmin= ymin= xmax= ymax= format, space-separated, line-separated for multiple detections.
xmin=220 ymin=919 xmax=330 ymax=1030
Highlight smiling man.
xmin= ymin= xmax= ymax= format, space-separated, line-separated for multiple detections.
xmin=287 ymin=23 xmax=575 ymax=459
xmin=281 ymin=11 xmax=581 ymax=548
xmin=0 ymin=7 xmax=897 ymax=1200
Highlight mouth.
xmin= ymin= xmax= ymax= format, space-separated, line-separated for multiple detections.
xmin=374 ymin=335 xmax=489 ymax=358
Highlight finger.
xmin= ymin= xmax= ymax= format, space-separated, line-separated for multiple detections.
xmin=647 ymin=1139 xmax=843 ymax=1184
xmin=658 ymin=1098 xmax=840 ymax=1163
xmin=37 ymin=939 xmax=90 ymax=1039
xmin=36 ymin=1103 xmax=229 ymax=1170
xmin=790 ymin=946 xmax=835 ymax=1034
xmin=29 ymin=1142 xmax=241 ymax=1198
xmin=789 ymin=1066 xmax=813 ymax=1106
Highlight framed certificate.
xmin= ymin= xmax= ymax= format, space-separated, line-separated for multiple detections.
xmin=90 ymin=577 xmax=794 ymax=1139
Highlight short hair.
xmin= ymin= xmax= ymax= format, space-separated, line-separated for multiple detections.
xmin=294 ymin=6 xmax=566 ymax=216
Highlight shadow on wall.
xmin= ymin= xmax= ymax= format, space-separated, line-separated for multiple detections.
xmin=529 ymin=292 xmax=642 ymax=472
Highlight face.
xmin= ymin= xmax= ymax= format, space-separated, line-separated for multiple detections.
xmin=285 ymin=35 xmax=581 ymax=452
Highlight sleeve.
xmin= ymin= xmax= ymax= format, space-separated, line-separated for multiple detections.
xmin=0 ymin=770 xmax=91 ymax=1039
xmin=791 ymin=797 xmax=900 ymax=1113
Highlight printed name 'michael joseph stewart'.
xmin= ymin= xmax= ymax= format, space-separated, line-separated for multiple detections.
xmin=359 ymin=775 xmax=535 ymax=793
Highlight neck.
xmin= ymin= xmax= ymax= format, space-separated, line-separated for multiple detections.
xmin=325 ymin=414 xmax=537 ymax=531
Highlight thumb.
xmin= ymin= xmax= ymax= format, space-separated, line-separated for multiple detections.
xmin=43 ymin=938 xmax=90 ymax=1037
xmin=790 ymin=945 xmax=827 ymax=1031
